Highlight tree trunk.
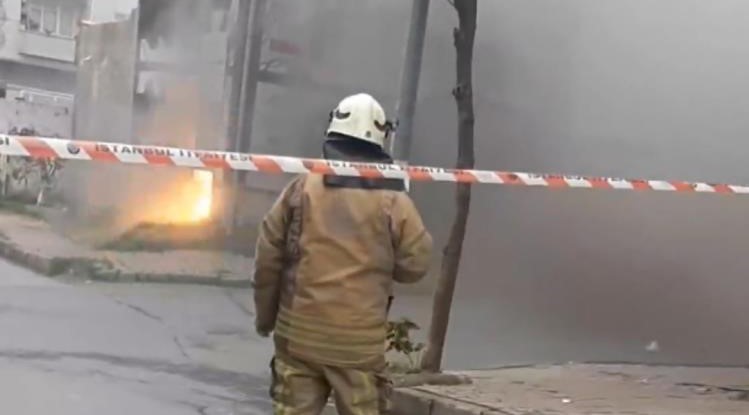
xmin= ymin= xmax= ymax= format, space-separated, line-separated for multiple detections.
xmin=421 ymin=0 xmax=477 ymax=373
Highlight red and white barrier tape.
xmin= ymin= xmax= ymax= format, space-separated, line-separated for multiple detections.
xmin=1 ymin=135 xmax=747 ymax=195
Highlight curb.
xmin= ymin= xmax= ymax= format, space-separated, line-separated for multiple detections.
xmin=0 ymin=236 xmax=251 ymax=288
xmin=86 ymin=264 xmax=251 ymax=287
xmin=390 ymin=373 xmax=488 ymax=415
xmin=79 ymin=260 xmax=252 ymax=288
xmin=0 ymin=237 xmax=70 ymax=276
xmin=392 ymin=388 xmax=495 ymax=415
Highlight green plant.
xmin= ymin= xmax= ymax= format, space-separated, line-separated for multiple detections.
xmin=34 ymin=158 xmax=64 ymax=206
xmin=387 ymin=317 xmax=425 ymax=372
xmin=4 ymin=156 xmax=64 ymax=206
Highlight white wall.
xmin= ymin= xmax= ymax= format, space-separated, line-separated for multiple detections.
xmin=88 ymin=0 xmax=136 ymax=23
xmin=0 ymin=99 xmax=71 ymax=137
xmin=0 ymin=0 xmax=22 ymax=60
xmin=0 ymin=0 xmax=20 ymax=20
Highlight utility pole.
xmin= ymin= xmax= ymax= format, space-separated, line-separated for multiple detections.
xmin=225 ymin=0 xmax=252 ymax=151
xmin=235 ymin=0 xmax=267 ymax=156
xmin=224 ymin=0 xmax=267 ymax=232
xmin=393 ymin=0 xmax=430 ymax=163
xmin=222 ymin=0 xmax=251 ymax=233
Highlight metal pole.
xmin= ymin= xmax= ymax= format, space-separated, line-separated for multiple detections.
xmin=235 ymin=0 xmax=266 ymax=155
xmin=225 ymin=0 xmax=251 ymax=154
xmin=230 ymin=0 xmax=267 ymax=229
xmin=222 ymin=0 xmax=252 ymax=233
xmin=393 ymin=0 xmax=430 ymax=162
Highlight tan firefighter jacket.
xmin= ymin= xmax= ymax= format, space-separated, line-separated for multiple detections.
xmin=253 ymin=174 xmax=433 ymax=369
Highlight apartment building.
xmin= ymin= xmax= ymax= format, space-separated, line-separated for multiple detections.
xmin=0 ymin=0 xmax=136 ymax=98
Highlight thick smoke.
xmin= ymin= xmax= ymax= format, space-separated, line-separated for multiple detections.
xmin=222 ymin=0 xmax=749 ymax=368
xmin=67 ymin=0 xmax=749 ymax=368
xmin=408 ymin=0 xmax=749 ymax=369
xmin=63 ymin=0 xmax=229 ymax=239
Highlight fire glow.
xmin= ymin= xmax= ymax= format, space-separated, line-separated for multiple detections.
xmin=191 ymin=170 xmax=213 ymax=222
xmin=132 ymin=79 xmax=216 ymax=225
xmin=138 ymin=169 xmax=214 ymax=225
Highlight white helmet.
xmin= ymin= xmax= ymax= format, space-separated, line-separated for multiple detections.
xmin=326 ymin=93 xmax=393 ymax=148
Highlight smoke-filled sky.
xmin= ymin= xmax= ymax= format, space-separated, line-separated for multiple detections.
xmin=259 ymin=0 xmax=749 ymax=368
xmin=71 ymin=0 xmax=749 ymax=368
xmin=408 ymin=0 xmax=749 ymax=368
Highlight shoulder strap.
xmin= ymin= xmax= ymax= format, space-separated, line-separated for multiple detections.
xmin=284 ymin=175 xmax=306 ymax=261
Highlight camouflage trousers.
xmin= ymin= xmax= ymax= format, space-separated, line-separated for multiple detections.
xmin=270 ymin=353 xmax=392 ymax=415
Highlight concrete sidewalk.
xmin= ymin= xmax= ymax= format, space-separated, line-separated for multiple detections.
xmin=0 ymin=212 xmax=253 ymax=286
xmin=392 ymin=364 xmax=749 ymax=415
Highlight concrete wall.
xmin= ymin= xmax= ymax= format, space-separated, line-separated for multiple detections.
xmin=0 ymin=60 xmax=75 ymax=92
xmin=0 ymin=98 xmax=70 ymax=136
xmin=66 ymin=17 xmax=137 ymax=221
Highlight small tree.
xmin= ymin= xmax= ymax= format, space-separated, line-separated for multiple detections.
xmin=387 ymin=317 xmax=425 ymax=372
xmin=421 ymin=0 xmax=478 ymax=373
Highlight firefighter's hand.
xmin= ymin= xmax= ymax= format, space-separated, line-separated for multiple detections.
xmin=256 ymin=326 xmax=271 ymax=338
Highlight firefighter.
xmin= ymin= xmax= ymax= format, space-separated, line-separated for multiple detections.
xmin=253 ymin=93 xmax=433 ymax=415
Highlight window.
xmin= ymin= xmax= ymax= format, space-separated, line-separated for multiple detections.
xmin=27 ymin=5 xmax=41 ymax=32
xmin=59 ymin=8 xmax=76 ymax=37
xmin=22 ymin=2 xmax=80 ymax=38
xmin=42 ymin=7 xmax=57 ymax=34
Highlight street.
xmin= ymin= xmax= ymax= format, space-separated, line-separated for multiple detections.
xmin=3 ymin=253 xmax=748 ymax=414
xmin=0 ymin=259 xmax=273 ymax=414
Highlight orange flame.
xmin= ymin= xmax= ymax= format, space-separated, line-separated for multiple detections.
xmin=132 ymin=78 xmax=216 ymax=224
xmin=191 ymin=170 xmax=214 ymax=222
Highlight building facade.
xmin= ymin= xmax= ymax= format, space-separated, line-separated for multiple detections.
xmin=0 ymin=0 xmax=136 ymax=97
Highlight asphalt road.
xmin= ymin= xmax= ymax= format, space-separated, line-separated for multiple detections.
xmin=0 ymin=259 xmax=273 ymax=415
xmin=2 ymin=255 xmax=746 ymax=414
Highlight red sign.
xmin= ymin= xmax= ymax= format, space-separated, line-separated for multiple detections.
xmin=269 ymin=38 xmax=301 ymax=56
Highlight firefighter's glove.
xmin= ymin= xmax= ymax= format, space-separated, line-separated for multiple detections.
xmin=256 ymin=326 xmax=271 ymax=338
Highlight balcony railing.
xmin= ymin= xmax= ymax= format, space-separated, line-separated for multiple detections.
xmin=18 ymin=30 xmax=76 ymax=63
xmin=3 ymin=83 xmax=74 ymax=107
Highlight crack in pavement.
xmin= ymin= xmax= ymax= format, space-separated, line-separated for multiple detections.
xmin=174 ymin=336 xmax=191 ymax=359
xmin=87 ymin=368 xmax=152 ymax=385
xmin=223 ymin=289 xmax=254 ymax=317
xmin=106 ymin=295 xmax=195 ymax=363
xmin=0 ymin=349 xmax=266 ymax=395
xmin=112 ymin=298 xmax=164 ymax=323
